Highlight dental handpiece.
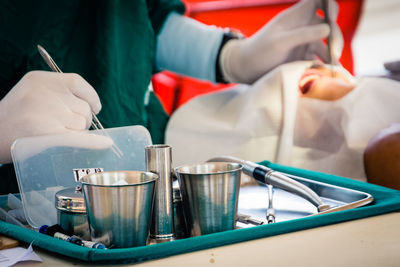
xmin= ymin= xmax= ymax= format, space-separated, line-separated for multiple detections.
xmin=207 ymin=156 xmax=330 ymax=212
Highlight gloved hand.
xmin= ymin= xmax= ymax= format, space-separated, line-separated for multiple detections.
xmin=219 ymin=0 xmax=343 ymax=84
xmin=0 ymin=71 xmax=112 ymax=164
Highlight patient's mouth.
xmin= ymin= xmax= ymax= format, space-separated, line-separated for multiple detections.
xmin=299 ymin=72 xmax=320 ymax=94
xmin=300 ymin=80 xmax=314 ymax=94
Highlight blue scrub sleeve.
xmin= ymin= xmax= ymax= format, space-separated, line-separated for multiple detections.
xmin=155 ymin=13 xmax=224 ymax=83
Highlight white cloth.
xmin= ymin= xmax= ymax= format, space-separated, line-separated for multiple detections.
xmin=166 ymin=61 xmax=400 ymax=181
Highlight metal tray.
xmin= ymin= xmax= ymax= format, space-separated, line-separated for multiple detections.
xmin=237 ymin=173 xmax=374 ymax=227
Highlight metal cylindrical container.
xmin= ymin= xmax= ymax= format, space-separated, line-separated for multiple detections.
xmin=80 ymin=171 xmax=158 ymax=248
xmin=175 ymin=162 xmax=242 ymax=236
xmin=145 ymin=144 xmax=174 ymax=241
xmin=55 ymin=186 xmax=90 ymax=240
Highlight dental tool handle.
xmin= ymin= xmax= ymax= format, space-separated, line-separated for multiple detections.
xmin=206 ymin=156 xmax=271 ymax=183
xmin=321 ymin=0 xmax=335 ymax=77
xmin=252 ymin=163 xmax=327 ymax=209
xmin=268 ymin=172 xmax=328 ymax=211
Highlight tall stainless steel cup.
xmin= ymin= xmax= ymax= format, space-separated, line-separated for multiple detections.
xmin=175 ymin=162 xmax=242 ymax=236
xmin=145 ymin=145 xmax=174 ymax=242
xmin=80 ymin=171 xmax=158 ymax=248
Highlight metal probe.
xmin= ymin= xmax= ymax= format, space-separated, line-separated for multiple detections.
xmin=321 ymin=0 xmax=335 ymax=77
xmin=237 ymin=213 xmax=264 ymax=226
xmin=37 ymin=44 xmax=123 ymax=158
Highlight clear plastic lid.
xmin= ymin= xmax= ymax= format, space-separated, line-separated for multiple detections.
xmin=11 ymin=125 xmax=152 ymax=229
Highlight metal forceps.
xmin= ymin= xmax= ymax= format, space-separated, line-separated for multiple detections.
xmin=321 ymin=0 xmax=335 ymax=77
xmin=37 ymin=45 xmax=123 ymax=158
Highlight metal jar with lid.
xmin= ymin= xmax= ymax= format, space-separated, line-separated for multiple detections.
xmin=55 ymin=186 xmax=90 ymax=240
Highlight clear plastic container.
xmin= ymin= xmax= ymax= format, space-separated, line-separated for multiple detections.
xmin=11 ymin=126 xmax=152 ymax=229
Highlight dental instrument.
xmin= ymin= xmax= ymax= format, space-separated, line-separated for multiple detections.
xmin=237 ymin=213 xmax=264 ymax=226
xmin=37 ymin=45 xmax=123 ymax=158
xmin=322 ymin=0 xmax=335 ymax=77
xmin=207 ymin=156 xmax=331 ymax=212
xmin=266 ymin=184 xmax=275 ymax=224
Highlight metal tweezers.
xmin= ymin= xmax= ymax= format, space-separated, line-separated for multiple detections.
xmin=37 ymin=45 xmax=123 ymax=158
xmin=321 ymin=0 xmax=335 ymax=77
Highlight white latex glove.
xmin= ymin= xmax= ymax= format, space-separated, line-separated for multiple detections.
xmin=0 ymin=71 xmax=112 ymax=164
xmin=220 ymin=0 xmax=343 ymax=84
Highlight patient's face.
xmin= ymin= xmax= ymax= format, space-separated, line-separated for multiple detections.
xmin=298 ymin=62 xmax=356 ymax=100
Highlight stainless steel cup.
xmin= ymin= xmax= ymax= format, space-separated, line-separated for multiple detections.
xmin=80 ymin=171 xmax=158 ymax=248
xmin=174 ymin=162 xmax=242 ymax=236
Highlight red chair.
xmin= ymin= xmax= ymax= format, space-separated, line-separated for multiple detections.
xmin=153 ymin=0 xmax=364 ymax=114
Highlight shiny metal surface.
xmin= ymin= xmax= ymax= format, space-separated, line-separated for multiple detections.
xmin=58 ymin=211 xmax=90 ymax=240
xmin=172 ymin=182 xmax=189 ymax=238
xmin=36 ymin=44 xmax=123 ymax=158
xmin=80 ymin=171 xmax=158 ymax=248
xmin=55 ymin=187 xmax=89 ymax=239
xmin=267 ymin=171 xmax=327 ymax=210
xmin=55 ymin=187 xmax=86 ymax=213
xmin=236 ymin=213 xmax=264 ymax=226
xmin=175 ymin=162 xmax=242 ymax=236
xmin=237 ymin=174 xmax=374 ymax=227
xmin=266 ymin=185 xmax=275 ymax=224
xmin=207 ymin=156 xmax=328 ymax=210
xmin=145 ymin=145 xmax=174 ymax=242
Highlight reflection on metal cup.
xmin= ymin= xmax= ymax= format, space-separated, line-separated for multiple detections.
xmin=172 ymin=182 xmax=189 ymax=238
xmin=80 ymin=171 xmax=158 ymax=248
xmin=55 ymin=186 xmax=90 ymax=240
xmin=174 ymin=162 xmax=242 ymax=236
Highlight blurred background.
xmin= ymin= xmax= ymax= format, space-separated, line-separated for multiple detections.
xmin=153 ymin=0 xmax=400 ymax=114
xmin=352 ymin=0 xmax=400 ymax=77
